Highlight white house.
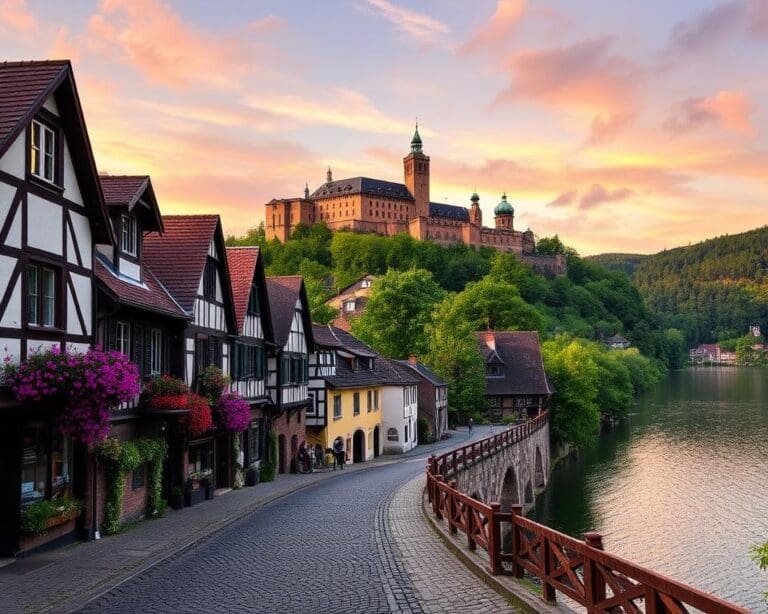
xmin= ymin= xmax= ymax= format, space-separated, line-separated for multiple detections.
xmin=376 ymin=358 xmax=419 ymax=454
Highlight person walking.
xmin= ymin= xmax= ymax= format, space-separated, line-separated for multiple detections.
xmin=468 ymin=417 xmax=474 ymax=435
xmin=333 ymin=437 xmax=345 ymax=470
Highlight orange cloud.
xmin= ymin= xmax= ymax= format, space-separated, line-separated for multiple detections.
xmin=665 ymin=91 xmax=753 ymax=135
xmin=0 ymin=0 xmax=37 ymax=35
xmin=85 ymin=0 xmax=268 ymax=90
xmin=460 ymin=0 xmax=526 ymax=54
xmin=365 ymin=0 xmax=450 ymax=44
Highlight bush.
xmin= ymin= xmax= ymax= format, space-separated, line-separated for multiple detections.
xmin=20 ymin=498 xmax=82 ymax=534
xmin=417 ymin=417 xmax=434 ymax=444
xmin=260 ymin=430 xmax=278 ymax=483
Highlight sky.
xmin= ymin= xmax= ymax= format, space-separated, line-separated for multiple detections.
xmin=2 ymin=0 xmax=767 ymax=255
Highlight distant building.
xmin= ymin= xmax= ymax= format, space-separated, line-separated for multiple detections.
xmin=325 ymin=275 xmax=376 ymax=331
xmin=689 ymin=343 xmax=737 ymax=365
xmin=475 ymin=331 xmax=553 ymax=422
xmin=265 ymin=128 xmax=566 ymax=276
xmin=604 ymin=334 xmax=630 ymax=349
xmin=396 ymin=356 xmax=449 ymax=442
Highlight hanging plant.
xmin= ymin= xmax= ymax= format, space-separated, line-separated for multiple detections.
xmin=199 ymin=365 xmax=229 ymax=405
xmin=143 ymin=375 xmax=188 ymax=410
xmin=2 ymin=347 xmax=140 ymax=445
xmin=180 ymin=394 xmax=213 ymax=437
xmin=215 ymin=393 xmax=250 ymax=433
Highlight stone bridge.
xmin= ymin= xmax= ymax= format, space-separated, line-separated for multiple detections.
xmin=433 ymin=416 xmax=550 ymax=515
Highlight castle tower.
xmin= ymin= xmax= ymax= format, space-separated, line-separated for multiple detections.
xmin=494 ymin=192 xmax=514 ymax=230
xmin=403 ymin=124 xmax=430 ymax=218
xmin=469 ymin=191 xmax=482 ymax=226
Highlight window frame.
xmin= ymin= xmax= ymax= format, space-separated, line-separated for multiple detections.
xmin=26 ymin=262 xmax=60 ymax=328
xmin=116 ymin=320 xmax=131 ymax=357
xmin=150 ymin=328 xmax=162 ymax=375
xmin=203 ymin=258 xmax=217 ymax=300
xmin=353 ymin=392 xmax=360 ymax=416
xmin=247 ymin=284 xmax=261 ymax=316
xmin=333 ymin=394 xmax=342 ymax=420
xmin=120 ymin=214 xmax=138 ymax=257
xmin=29 ymin=118 xmax=58 ymax=185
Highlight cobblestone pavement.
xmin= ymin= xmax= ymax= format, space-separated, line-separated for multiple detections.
xmin=1 ymin=427 xmax=520 ymax=614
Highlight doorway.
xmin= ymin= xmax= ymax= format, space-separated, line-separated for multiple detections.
xmin=278 ymin=434 xmax=286 ymax=474
xmin=353 ymin=430 xmax=365 ymax=463
xmin=373 ymin=426 xmax=380 ymax=458
xmin=215 ymin=434 xmax=230 ymax=488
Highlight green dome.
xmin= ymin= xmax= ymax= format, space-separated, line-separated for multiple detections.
xmin=410 ymin=123 xmax=423 ymax=153
xmin=470 ymin=191 xmax=479 ymax=202
xmin=494 ymin=192 xmax=514 ymax=216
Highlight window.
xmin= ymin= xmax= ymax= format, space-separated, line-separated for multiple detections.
xmin=30 ymin=119 xmax=56 ymax=183
xmin=387 ymin=427 xmax=399 ymax=442
xmin=247 ymin=420 xmax=263 ymax=464
xmin=121 ymin=215 xmax=138 ymax=256
xmin=345 ymin=301 xmax=356 ymax=312
xmin=21 ymin=424 xmax=72 ymax=509
xmin=405 ymin=424 xmax=409 ymax=442
xmin=353 ymin=392 xmax=360 ymax=415
xmin=203 ymin=259 xmax=217 ymax=300
xmin=188 ymin=441 xmax=214 ymax=476
xmin=234 ymin=343 xmax=264 ymax=380
xmin=247 ymin=284 xmax=260 ymax=315
xmin=361 ymin=279 xmax=372 ymax=288
xmin=132 ymin=465 xmax=145 ymax=490
xmin=117 ymin=321 xmax=130 ymax=357
xmin=487 ymin=364 xmax=503 ymax=377
xmin=27 ymin=263 xmax=58 ymax=327
xmin=373 ymin=390 xmax=379 ymax=410
xmin=367 ymin=390 xmax=372 ymax=412
xmin=196 ymin=336 xmax=222 ymax=375
xmin=150 ymin=329 xmax=162 ymax=375
xmin=333 ymin=394 xmax=342 ymax=419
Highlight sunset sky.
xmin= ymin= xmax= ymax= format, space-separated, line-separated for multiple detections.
xmin=3 ymin=0 xmax=767 ymax=255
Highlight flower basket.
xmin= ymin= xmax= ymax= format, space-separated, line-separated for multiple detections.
xmin=44 ymin=509 xmax=80 ymax=530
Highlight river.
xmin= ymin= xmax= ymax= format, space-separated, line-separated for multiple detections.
xmin=531 ymin=367 xmax=768 ymax=611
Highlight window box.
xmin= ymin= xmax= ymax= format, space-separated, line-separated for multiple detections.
xmin=44 ymin=508 xmax=80 ymax=530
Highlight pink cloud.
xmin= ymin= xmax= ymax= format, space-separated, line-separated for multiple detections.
xmin=460 ymin=0 xmax=526 ymax=54
xmin=665 ymin=91 xmax=753 ymax=135
xmin=365 ymin=0 xmax=450 ymax=44
xmin=0 ymin=0 xmax=37 ymax=35
xmin=578 ymin=184 xmax=633 ymax=210
xmin=546 ymin=190 xmax=577 ymax=207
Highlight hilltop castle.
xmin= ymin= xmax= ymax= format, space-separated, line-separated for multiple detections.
xmin=265 ymin=127 xmax=565 ymax=275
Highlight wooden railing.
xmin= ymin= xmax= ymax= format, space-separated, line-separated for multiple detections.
xmin=425 ymin=416 xmax=748 ymax=613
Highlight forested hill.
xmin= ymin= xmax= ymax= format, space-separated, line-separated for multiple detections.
xmin=586 ymin=253 xmax=647 ymax=276
xmin=596 ymin=226 xmax=768 ymax=345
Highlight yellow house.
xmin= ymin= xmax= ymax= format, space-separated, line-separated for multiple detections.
xmin=306 ymin=324 xmax=384 ymax=464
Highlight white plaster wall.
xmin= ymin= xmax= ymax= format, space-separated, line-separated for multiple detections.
xmin=95 ymin=244 xmax=112 ymax=263
xmin=70 ymin=211 xmax=92 ymax=268
xmin=0 ymin=278 xmax=21 ymax=328
xmin=27 ymin=340 xmax=60 ymax=355
xmin=43 ymin=95 xmax=59 ymax=115
xmin=62 ymin=141 xmax=83 ymax=206
xmin=0 ymin=338 xmax=21 ymax=363
xmin=65 ymin=342 xmax=90 ymax=355
xmin=0 ymin=182 xmax=16 ymax=229
xmin=0 ymin=134 xmax=25 ymax=178
xmin=118 ymin=256 xmax=140 ymax=281
xmin=27 ymin=194 xmax=62 ymax=255
xmin=70 ymin=272 xmax=92 ymax=334
xmin=381 ymin=386 xmax=413 ymax=454
xmin=215 ymin=272 xmax=223 ymax=302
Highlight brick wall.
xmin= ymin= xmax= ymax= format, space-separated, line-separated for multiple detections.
xmin=271 ymin=407 xmax=306 ymax=473
xmin=121 ymin=469 xmax=148 ymax=523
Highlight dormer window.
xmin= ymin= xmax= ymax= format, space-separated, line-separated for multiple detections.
xmin=487 ymin=364 xmax=504 ymax=377
xmin=361 ymin=279 xmax=372 ymax=288
xmin=247 ymin=284 xmax=260 ymax=315
xmin=344 ymin=300 xmax=356 ymax=312
xmin=30 ymin=119 xmax=56 ymax=183
xmin=121 ymin=215 xmax=138 ymax=256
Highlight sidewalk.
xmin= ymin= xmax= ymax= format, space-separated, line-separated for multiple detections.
xmin=0 ymin=430 xmax=472 ymax=614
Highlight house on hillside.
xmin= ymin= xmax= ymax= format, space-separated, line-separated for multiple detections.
xmin=225 ymin=247 xmax=274 ymax=475
xmin=690 ymin=343 xmax=721 ymax=364
xmin=325 ymin=274 xmax=376 ymax=331
xmin=265 ymin=276 xmax=314 ymax=473
xmin=475 ymin=331 xmax=553 ymax=422
xmin=0 ymin=61 xmax=115 ymax=555
xmin=395 ymin=357 xmax=448 ymax=442
xmin=604 ymin=334 xmax=630 ymax=350
xmin=308 ymin=324 xmax=383 ymax=464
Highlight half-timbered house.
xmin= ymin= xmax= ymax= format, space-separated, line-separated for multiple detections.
xmin=308 ymin=324 xmax=383 ymax=464
xmin=265 ymin=276 xmax=314 ymax=474
xmin=225 ymin=246 xmax=273 ymax=473
xmin=396 ymin=356 xmax=449 ymax=442
xmin=143 ymin=215 xmax=239 ymax=489
xmin=0 ymin=61 xmax=114 ymax=555
xmin=376 ymin=358 xmax=420 ymax=454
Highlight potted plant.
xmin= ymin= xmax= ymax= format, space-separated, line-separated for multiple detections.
xmin=200 ymin=475 xmax=215 ymax=500
xmin=185 ymin=476 xmax=206 ymax=507
xmin=245 ymin=464 xmax=260 ymax=487
xmin=169 ymin=486 xmax=184 ymax=510
xmin=20 ymin=497 xmax=83 ymax=535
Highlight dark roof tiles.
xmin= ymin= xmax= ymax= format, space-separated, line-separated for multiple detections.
xmin=395 ymin=360 xmax=447 ymax=387
xmin=311 ymin=323 xmax=377 ymax=358
xmin=429 ymin=202 xmax=469 ymax=221
xmin=310 ymin=177 xmax=413 ymax=200
xmin=266 ymin=276 xmax=305 ymax=347
xmin=475 ymin=331 xmax=553 ymax=396
xmin=99 ymin=175 xmax=149 ymax=207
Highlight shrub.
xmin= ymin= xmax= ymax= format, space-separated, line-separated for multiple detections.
xmin=20 ymin=497 xmax=83 ymax=534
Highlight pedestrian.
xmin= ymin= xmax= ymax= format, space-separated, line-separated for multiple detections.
xmin=468 ymin=417 xmax=473 ymax=435
xmin=325 ymin=447 xmax=336 ymax=470
xmin=333 ymin=437 xmax=345 ymax=470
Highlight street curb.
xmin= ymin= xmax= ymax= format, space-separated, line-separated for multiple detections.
xmin=420 ymin=488 xmax=571 ymax=614
xmin=62 ymin=432 xmax=472 ymax=613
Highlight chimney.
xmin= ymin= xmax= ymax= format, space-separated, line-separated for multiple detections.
xmin=408 ymin=354 xmax=418 ymax=366
xmin=485 ymin=331 xmax=495 ymax=351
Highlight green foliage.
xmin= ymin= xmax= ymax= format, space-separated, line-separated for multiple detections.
xmin=587 ymin=253 xmax=648 ymax=276
xmin=752 ymin=541 xmax=768 ymax=603
xmin=199 ymin=365 xmax=230 ymax=404
xmin=351 ymin=269 xmax=446 ymax=359
xmin=96 ymin=436 xmax=168 ymax=535
xmin=536 ymin=235 xmax=568 ymax=255
xmin=260 ymin=430 xmax=278 ymax=483
xmin=20 ymin=497 xmax=83 ymax=534
xmin=417 ymin=417 xmax=434 ymax=444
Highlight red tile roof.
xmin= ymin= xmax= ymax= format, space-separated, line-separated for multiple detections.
xmin=475 ymin=331 xmax=554 ymax=396
xmin=226 ymin=246 xmax=260 ymax=333
xmin=143 ymin=215 xmax=219 ymax=313
xmin=95 ymin=257 xmax=188 ymax=319
xmin=0 ymin=60 xmax=68 ymax=153
xmin=99 ymin=175 xmax=149 ymax=207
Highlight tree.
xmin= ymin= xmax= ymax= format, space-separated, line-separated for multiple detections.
xmin=350 ymin=269 xmax=446 ymax=358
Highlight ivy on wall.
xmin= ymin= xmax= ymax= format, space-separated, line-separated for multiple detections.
xmin=260 ymin=430 xmax=278 ymax=483
xmin=96 ymin=437 xmax=168 ymax=535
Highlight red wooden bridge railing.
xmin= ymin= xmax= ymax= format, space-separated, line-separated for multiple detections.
xmin=425 ymin=415 xmax=748 ymax=613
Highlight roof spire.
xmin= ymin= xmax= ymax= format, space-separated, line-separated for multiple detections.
xmin=304 ymin=183 xmax=310 ymax=199
xmin=410 ymin=121 xmax=423 ymax=154
xmin=326 ymin=166 xmax=333 ymax=183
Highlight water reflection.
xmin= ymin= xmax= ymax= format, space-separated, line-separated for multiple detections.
xmin=532 ymin=368 xmax=768 ymax=610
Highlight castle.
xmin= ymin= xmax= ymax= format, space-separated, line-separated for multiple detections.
xmin=265 ymin=127 xmax=565 ymax=275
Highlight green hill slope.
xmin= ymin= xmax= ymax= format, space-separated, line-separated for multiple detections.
xmin=586 ymin=253 xmax=648 ymax=276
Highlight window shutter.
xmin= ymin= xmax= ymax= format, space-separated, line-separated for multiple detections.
xmin=133 ymin=324 xmax=144 ymax=375
xmin=144 ymin=328 xmax=153 ymax=376
xmin=232 ymin=343 xmax=240 ymax=379
xmin=107 ymin=318 xmax=118 ymax=352
xmin=195 ymin=338 xmax=205 ymax=375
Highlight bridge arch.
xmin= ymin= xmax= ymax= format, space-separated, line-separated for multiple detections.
xmin=534 ymin=446 xmax=545 ymax=489
xmin=499 ymin=467 xmax=519 ymax=511
xmin=524 ymin=480 xmax=534 ymax=505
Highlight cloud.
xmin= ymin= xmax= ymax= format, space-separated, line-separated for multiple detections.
xmin=546 ymin=190 xmax=577 ymax=207
xmin=85 ymin=0 xmax=267 ymax=90
xmin=587 ymin=111 xmax=635 ymax=146
xmin=365 ymin=0 xmax=450 ymax=44
xmin=246 ymin=87 xmax=415 ymax=135
xmin=579 ymin=184 xmax=633 ymax=209
xmin=460 ymin=0 xmax=526 ymax=54
xmin=0 ymin=0 xmax=37 ymax=34
xmin=664 ymin=91 xmax=753 ymax=135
